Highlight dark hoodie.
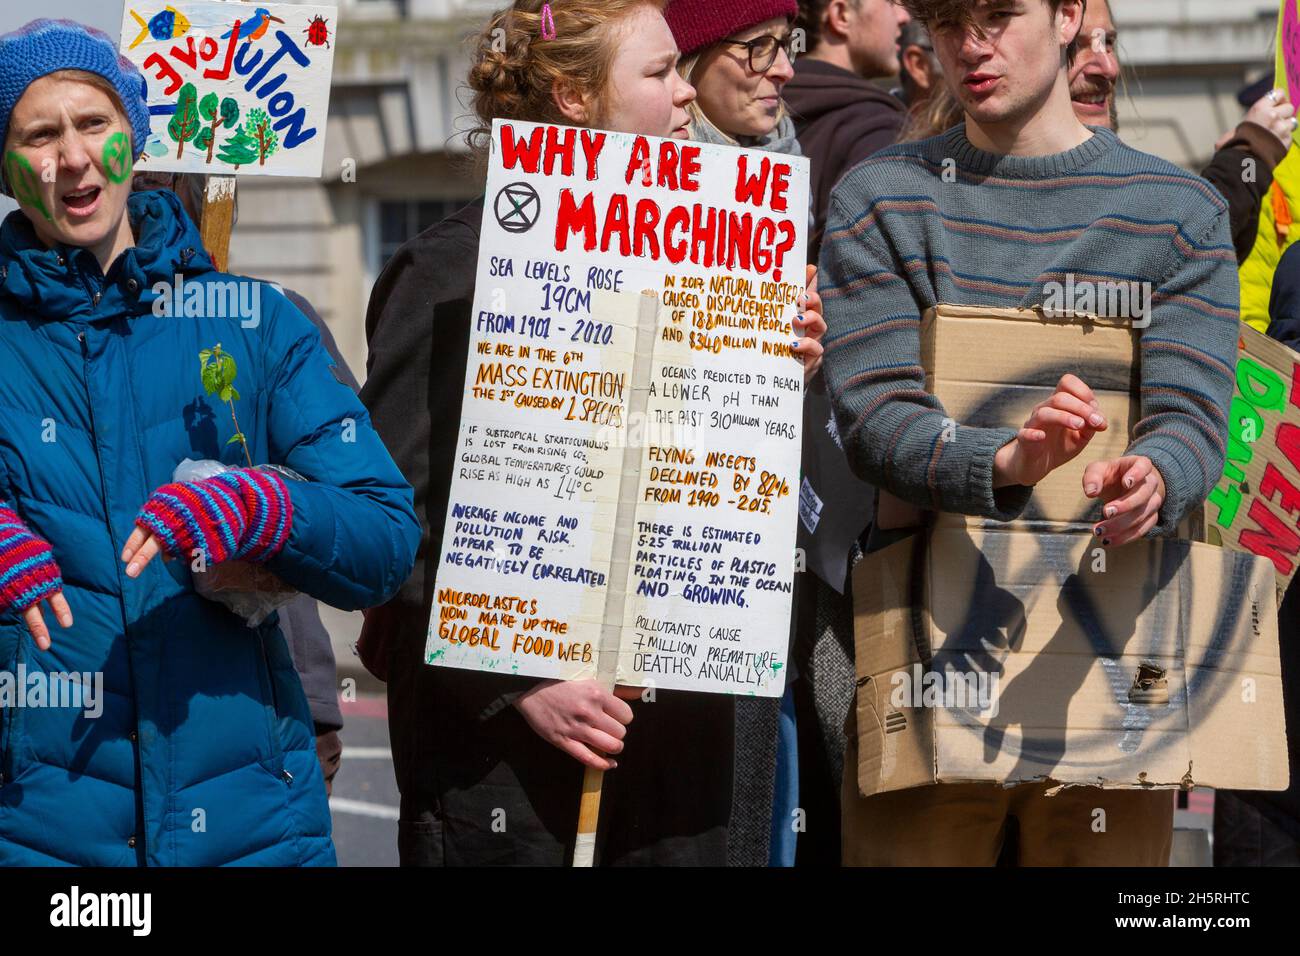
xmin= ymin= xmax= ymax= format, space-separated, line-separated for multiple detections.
xmin=783 ymin=58 xmax=906 ymax=262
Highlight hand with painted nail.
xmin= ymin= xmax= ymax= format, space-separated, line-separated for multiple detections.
xmin=0 ymin=502 xmax=73 ymax=651
xmin=1082 ymin=455 xmax=1166 ymax=547
xmin=993 ymin=373 xmax=1108 ymax=489
xmin=793 ymin=264 xmax=826 ymax=384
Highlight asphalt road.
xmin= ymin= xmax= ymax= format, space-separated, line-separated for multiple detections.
xmin=330 ymin=693 xmax=399 ymax=867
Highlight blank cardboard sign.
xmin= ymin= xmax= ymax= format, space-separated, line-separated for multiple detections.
xmin=851 ymin=526 xmax=1288 ymax=795
xmin=921 ymin=305 xmax=1139 ymax=533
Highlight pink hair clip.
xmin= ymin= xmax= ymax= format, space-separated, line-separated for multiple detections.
xmin=541 ymin=3 xmax=556 ymax=40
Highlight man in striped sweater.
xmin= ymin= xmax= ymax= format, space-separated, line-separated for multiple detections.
xmin=820 ymin=0 xmax=1238 ymax=865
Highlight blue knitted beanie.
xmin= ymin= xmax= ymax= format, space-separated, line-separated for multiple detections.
xmin=0 ymin=19 xmax=152 ymax=194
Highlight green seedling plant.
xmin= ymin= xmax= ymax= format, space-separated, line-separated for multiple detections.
xmin=200 ymin=343 xmax=253 ymax=468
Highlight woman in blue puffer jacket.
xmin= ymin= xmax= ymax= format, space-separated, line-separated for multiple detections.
xmin=0 ymin=20 xmax=420 ymax=866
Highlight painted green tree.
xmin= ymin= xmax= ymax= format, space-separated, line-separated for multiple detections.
xmin=216 ymin=123 xmax=258 ymax=169
xmin=244 ymin=108 xmax=279 ymax=167
xmin=195 ymin=93 xmax=241 ymax=164
xmin=168 ymin=83 xmax=201 ymax=160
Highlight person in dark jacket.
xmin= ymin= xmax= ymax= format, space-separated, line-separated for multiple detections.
xmin=0 ymin=20 xmax=419 ymax=866
xmin=1202 ymin=87 xmax=1295 ymax=266
xmin=666 ymin=0 xmax=833 ymax=868
xmin=786 ymin=0 xmax=910 ymax=263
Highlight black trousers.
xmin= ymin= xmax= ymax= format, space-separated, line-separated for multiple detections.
xmin=1213 ymin=792 xmax=1300 ymax=866
xmin=1213 ymin=572 xmax=1300 ymax=866
xmin=386 ymin=631 xmax=733 ymax=866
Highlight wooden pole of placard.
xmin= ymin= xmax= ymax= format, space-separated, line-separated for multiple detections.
xmin=200 ymin=175 xmax=237 ymax=272
xmin=198 ymin=0 xmax=248 ymax=272
xmin=572 ymin=289 xmax=661 ymax=867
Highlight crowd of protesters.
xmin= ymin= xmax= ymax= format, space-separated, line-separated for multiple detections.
xmin=0 ymin=0 xmax=1297 ymax=867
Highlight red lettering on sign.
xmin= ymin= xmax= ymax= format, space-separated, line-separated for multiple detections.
xmin=625 ymin=136 xmax=652 ymax=187
xmin=543 ymin=124 xmax=576 ymax=177
xmin=1238 ymin=497 xmax=1300 ymax=576
xmin=1261 ymin=461 xmax=1300 ymax=519
xmin=680 ymin=146 xmax=701 ymax=191
xmin=500 ymin=124 xmax=544 ymax=173
xmin=554 ymin=189 xmax=596 ymax=252
xmin=735 ymin=155 xmax=771 ymax=207
xmin=1278 ymin=421 xmax=1300 ymax=472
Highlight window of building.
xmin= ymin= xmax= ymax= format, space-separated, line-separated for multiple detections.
xmin=376 ymin=199 xmax=464 ymax=268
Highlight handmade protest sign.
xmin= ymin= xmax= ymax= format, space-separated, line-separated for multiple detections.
xmin=117 ymin=2 xmax=336 ymax=177
xmin=427 ymin=119 xmax=810 ymax=697
xmin=1206 ymin=323 xmax=1300 ymax=601
xmin=1278 ymin=0 xmax=1300 ymax=111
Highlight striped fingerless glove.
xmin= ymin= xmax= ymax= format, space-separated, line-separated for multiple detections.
xmin=0 ymin=503 xmax=63 ymax=614
xmin=135 ymin=469 xmax=293 ymax=565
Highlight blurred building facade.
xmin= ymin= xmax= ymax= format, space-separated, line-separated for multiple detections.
xmin=1113 ymin=1 xmax=1280 ymax=166
xmin=229 ymin=0 xmax=1288 ymax=380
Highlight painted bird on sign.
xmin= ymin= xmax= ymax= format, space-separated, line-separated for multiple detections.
xmin=221 ymin=8 xmax=286 ymax=43
xmin=128 ymin=6 xmax=192 ymax=50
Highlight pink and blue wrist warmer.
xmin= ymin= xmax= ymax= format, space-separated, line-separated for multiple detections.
xmin=0 ymin=503 xmax=62 ymax=614
xmin=134 ymin=469 xmax=293 ymax=565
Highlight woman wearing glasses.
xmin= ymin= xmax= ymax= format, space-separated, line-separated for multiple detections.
xmin=664 ymin=0 xmax=816 ymax=868
xmin=668 ymin=1 xmax=802 ymax=151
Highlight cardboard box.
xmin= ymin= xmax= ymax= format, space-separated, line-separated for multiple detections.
xmin=851 ymin=526 xmax=1289 ymax=796
xmin=921 ymin=305 xmax=1140 ymax=533
xmin=1204 ymin=322 xmax=1300 ymax=602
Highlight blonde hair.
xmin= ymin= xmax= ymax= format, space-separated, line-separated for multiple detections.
xmin=676 ymin=46 xmax=789 ymax=145
xmin=465 ymin=0 xmax=665 ymax=153
xmin=898 ymin=79 xmax=963 ymax=143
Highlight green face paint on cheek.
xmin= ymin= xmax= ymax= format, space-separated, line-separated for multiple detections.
xmin=102 ymin=132 xmax=132 ymax=185
xmin=4 ymin=151 xmax=53 ymax=222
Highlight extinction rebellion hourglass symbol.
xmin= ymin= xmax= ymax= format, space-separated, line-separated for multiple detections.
xmin=494 ymin=182 xmax=542 ymax=234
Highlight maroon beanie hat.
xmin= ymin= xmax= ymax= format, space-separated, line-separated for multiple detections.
xmin=665 ymin=0 xmax=799 ymax=59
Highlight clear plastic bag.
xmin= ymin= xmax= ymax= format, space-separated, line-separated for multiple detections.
xmin=173 ymin=458 xmax=303 ymax=627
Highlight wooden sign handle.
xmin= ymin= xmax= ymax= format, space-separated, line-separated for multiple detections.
xmin=197 ymin=0 xmax=248 ymax=273
xmin=573 ymin=766 xmax=604 ymax=867
xmin=200 ymin=175 xmax=237 ymax=273
xmin=570 ymin=289 xmax=662 ymax=867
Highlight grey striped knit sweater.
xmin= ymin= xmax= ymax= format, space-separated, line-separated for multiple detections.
xmin=818 ymin=124 xmax=1239 ymax=534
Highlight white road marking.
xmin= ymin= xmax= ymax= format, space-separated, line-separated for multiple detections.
xmin=330 ymin=797 xmax=400 ymax=821
xmin=341 ymin=747 xmax=393 ymax=759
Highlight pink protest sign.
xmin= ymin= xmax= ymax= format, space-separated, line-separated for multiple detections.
xmin=1280 ymin=0 xmax=1300 ymax=108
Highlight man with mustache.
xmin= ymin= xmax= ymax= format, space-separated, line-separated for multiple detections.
xmin=1068 ymin=0 xmax=1296 ymax=265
